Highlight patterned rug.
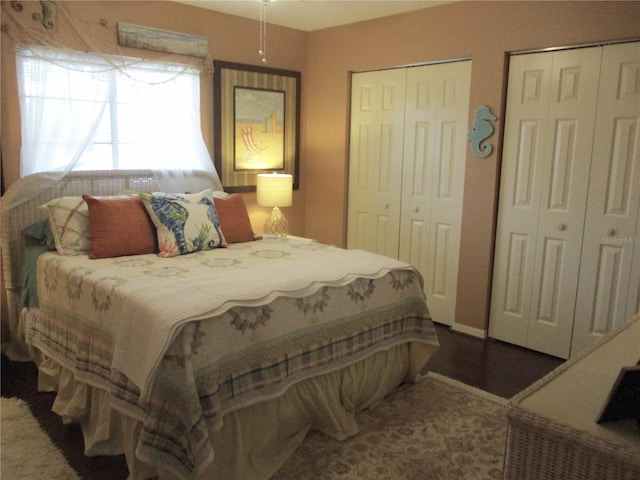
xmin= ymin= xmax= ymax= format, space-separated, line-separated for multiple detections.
xmin=272 ymin=373 xmax=508 ymax=480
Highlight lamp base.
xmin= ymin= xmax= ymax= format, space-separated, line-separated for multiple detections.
xmin=264 ymin=206 xmax=288 ymax=238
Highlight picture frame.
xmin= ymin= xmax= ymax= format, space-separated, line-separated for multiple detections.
xmin=597 ymin=363 xmax=640 ymax=427
xmin=213 ymin=60 xmax=300 ymax=192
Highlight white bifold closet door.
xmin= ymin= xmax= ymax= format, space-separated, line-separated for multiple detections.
xmin=347 ymin=61 xmax=471 ymax=326
xmin=398 ymin=62 xmax=471 ymax=327
xmin=347 ymin=68 xmax=407 ymax=259
xmin=571 ymin=42 xmax=640 ymax=355
xmin=490 ymin=42 xmax=640 ymax=359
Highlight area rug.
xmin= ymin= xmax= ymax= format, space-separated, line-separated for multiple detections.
xmin=272 ymin=373 xmax=508 ymax=480
xmin=1 ymin=396 xmax=81 ymax=480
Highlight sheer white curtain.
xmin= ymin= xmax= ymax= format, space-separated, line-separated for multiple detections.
xmin=16 ymin=46 xmax=114 ymax=177
xmin=11 ymin=45 xmax=220 ymax=206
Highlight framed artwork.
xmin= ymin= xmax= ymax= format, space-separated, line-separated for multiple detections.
xmin=597 ymin=363 xmax=640 ymax=427
xmin=213 ymin=60 xmax=300 ymax=192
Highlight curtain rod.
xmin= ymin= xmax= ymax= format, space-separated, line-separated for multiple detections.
xmin=510 ymin=37 xmax=640 ymax=56
xmin=351 ymin=56 xmax=471 ymax=74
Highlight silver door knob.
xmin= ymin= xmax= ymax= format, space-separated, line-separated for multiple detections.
xmin=558 ymin=223 xmax=567 ymax=231
xmin=604 ymin=228 xmax=616 ymax=236
xmin=414 ymin=206 xmax=419 ymax=213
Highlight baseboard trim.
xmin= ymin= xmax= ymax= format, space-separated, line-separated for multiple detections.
xmin=451 ymin=322 xmax=488 ymax=339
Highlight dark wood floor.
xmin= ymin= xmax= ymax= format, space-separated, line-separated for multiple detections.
xmin=425 ymin=324 xmax=564 ymax=398
xmin=1 ymin=323 xmax=563 ymax=480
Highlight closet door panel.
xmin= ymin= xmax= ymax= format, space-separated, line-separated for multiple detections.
xmin=347 ymin=69 xmax=406 ymax=257
xmin=491 ymin=47 xmax=601 ymax=357
xmin=490 ymin=52 xmax=553 ymax=347
xmin=348 ymin=62 xmax=470 ymax=327
xmin=400 ymin=119 xmax=432 ymax=283
xmin=347 ymin=118 xmax=377 ymax=251
xmin=399 ymin=64 xmax=438 ymax=314
xmin=399 ymin=61 xmax=470 ymax=325
xmin=527 ymin=47 xmax=601 ymax=357
xmin=427 ymin=61 xmax=470 ymax=326
xmin=502 ymin=233 xmax=530 ymax=317
xmin=430 ymin=222 xmax=452 ymax=298
xmin=404 ymin=219 xmax=427 ymax=268
xmin=572 ymin=42 xmax=640 ymax=355
xmin=400 ymin=66 xmax=438 ymax=228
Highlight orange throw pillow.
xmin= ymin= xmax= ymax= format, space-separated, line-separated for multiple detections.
xmin=83 ymin=194 xmax=157 ymax=259
xmin=213 ymin=194 xmax=257 ymax=243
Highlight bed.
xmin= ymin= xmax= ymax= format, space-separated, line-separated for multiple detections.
xmin=1 ymin=169 xmax=439 ymax=480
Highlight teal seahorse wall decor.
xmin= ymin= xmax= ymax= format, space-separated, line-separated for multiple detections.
xmin=468 ymin=105 xmax=497 ymax=158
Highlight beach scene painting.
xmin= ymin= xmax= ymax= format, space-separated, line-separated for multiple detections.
xmin=234 ymin=87 xmax=285 ymax=171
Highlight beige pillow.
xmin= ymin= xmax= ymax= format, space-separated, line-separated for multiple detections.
xmin=41 ymin=196 xmax=91 ymax=255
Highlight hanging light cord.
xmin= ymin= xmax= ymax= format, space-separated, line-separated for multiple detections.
xmin=259 ymin=0 xmax=268 ymax=63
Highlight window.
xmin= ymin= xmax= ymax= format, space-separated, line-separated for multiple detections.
xmin=16 ymin=46 xmax=213 ymax=177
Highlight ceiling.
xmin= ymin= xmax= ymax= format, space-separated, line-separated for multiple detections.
xmin=171 ymin=0 xmax=454 ymax=31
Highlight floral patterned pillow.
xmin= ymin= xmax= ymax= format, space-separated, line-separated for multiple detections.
xmin=140 ymin=189 xmax=227 ymax=257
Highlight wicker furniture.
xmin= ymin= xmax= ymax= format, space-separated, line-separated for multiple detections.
xmin=504 ymin=314 xmax=640 ymax=480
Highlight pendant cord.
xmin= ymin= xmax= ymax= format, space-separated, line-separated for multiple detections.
xmin=259 ymin=0 xmax=268 ymax=63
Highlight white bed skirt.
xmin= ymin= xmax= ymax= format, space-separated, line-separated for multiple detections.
xmin=34 ymin=342 xmax=438 ymax=480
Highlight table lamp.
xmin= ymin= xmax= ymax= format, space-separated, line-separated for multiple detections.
xmin=257 ymin=173 xmax=292 ymax=237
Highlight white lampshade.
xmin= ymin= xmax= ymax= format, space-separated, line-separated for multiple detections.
xmin=256 ymin=173 xmax=292 ymax=207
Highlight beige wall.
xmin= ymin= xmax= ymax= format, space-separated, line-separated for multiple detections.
xmin=2 ymin=1 xmax=639 ymax=337
xmin=303 ymin=0 xmax=640 ymax=332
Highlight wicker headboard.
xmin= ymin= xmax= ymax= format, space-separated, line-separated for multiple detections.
xmin=1 ymin=169 xmax=222 ymax=357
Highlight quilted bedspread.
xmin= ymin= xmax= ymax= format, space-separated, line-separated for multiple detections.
xmin=24 ymin=237 xmax=437 ymax=479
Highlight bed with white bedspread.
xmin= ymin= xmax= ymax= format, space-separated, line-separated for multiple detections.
xmin=1 ymin=170 xmax=439 ymax=480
